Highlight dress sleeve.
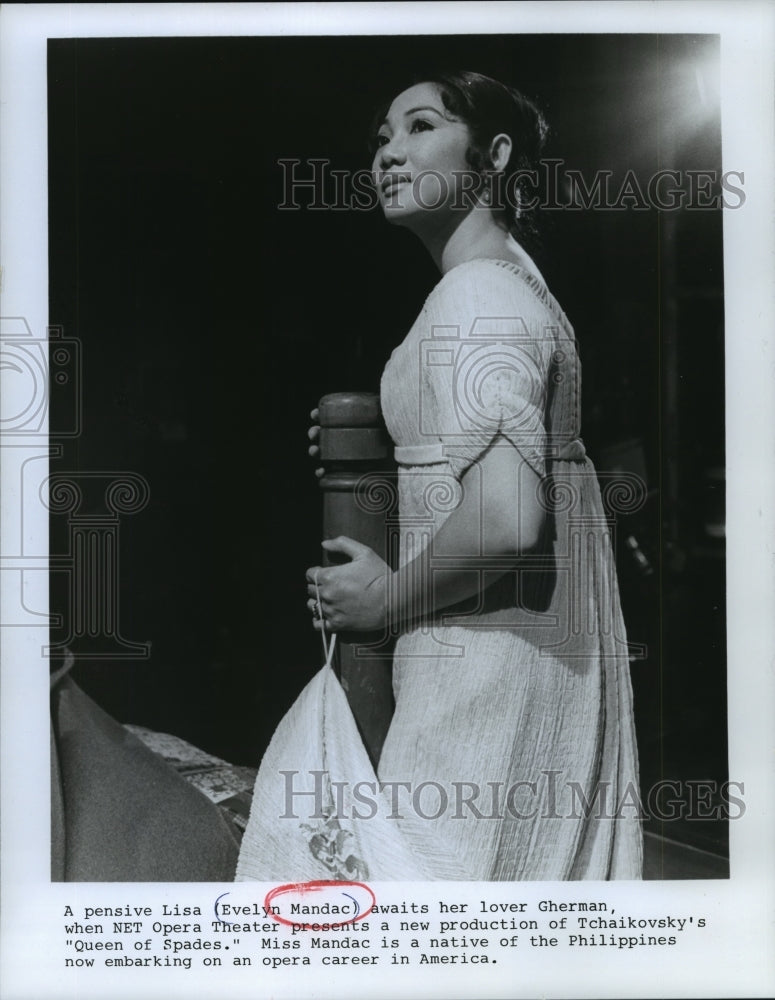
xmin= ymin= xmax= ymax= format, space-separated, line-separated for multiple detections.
xmin=419 ymin=263 xmax=553 ymax=481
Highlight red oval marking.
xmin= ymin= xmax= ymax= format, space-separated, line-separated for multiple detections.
xmin=264 ymin=881 xmax=375 ymax=929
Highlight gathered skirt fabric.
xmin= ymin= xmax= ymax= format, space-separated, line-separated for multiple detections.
xmin=375 ymin=455 xmax=642 ymax=881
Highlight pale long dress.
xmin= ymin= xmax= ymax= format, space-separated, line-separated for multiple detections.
xmin=376 ymin=259 xmax=643 ymax=880
xmin=236 ymin=258 xmax=642 ymax=883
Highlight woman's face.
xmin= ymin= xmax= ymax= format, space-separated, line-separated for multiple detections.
xmin=372 ymin=82 xmax=475 ymax=230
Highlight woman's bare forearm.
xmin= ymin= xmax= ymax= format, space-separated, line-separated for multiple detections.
xmin=388 ymin=442 xmax=543 ymax=626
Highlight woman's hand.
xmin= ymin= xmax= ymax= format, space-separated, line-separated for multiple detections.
xmin=307 ymin=408 xmax=324 ymax=479
xmin=306 ymin=537 xmax=390 ymax=633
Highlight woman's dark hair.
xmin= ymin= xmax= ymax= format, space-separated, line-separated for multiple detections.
xmin=370 ymin=70 xmax=549 ymax=251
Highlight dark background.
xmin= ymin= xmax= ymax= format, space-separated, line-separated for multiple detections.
xmin=48 ymin=34 xmax=726 ymax=858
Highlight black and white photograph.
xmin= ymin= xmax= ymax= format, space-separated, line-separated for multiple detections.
xmin=46 ymin=23 xmax=729 ymax=884
xmin=1 ymin=3 xmax=774 ymax=999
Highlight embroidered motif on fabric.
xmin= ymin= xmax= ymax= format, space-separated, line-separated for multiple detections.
xmin=301 ymin=808 xmax=369 ymax=881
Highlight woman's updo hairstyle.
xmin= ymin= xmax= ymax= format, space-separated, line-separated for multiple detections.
xmin=427 ymin=71 xmax=549 ymax=248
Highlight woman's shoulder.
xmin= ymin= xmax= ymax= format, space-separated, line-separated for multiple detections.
xmin=421 ymin=258 xmax=571 ymax=336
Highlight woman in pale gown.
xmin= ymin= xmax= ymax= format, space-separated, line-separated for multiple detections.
xmin=238 ymin=72 xmax=642 ymax=882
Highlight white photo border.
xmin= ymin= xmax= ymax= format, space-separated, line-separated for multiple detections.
xmin=1 ymin=3 xmax=773 ymax=999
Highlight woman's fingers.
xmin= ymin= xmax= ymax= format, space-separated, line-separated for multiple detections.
xmin=308 ymin=413 xmax=321 ymax=472
xmin=308 ymin=422 xmax=321 ymax=468
xmin=307 ymin=605 xmax=332 ymax=632
xmin=305 ymin=565 xmax=323 ymax=585
xmin=306 ymin=596 xmax=331 ymax=631
xmin=321 ymin=536 xmax=370 ymax=560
